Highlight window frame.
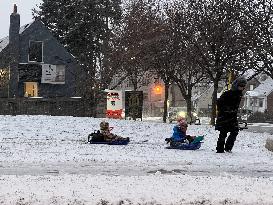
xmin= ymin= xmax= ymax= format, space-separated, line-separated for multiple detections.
xmin=24 ymin=82 xmax=38 ymax=97
xmin=28 ymin=40 xmax=44 ymax=63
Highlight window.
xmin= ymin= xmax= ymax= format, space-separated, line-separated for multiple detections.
xmin=255 ymin=99 xmax=259 ymax=106
xmin=55 ymin=65 xmax=65 ymax=83
xmin=29 ymin=41 xmax=43 ymax=62
xmin=250 ymin=99 xmax=254 ymax=106
xmin=24 ymin=82 xmax=38 ymax=97
xmin=0 ymin=68 xmax=9 ymax=97
xmin=0 ymin=68 xmax=9 ymax=88
xmin=41 ymin=64 xmax=65 ymax=84
xmin=250 ymin=85 xmax=254 ymax=91
xmin=259 ymin=99 xmax=263 ymax=107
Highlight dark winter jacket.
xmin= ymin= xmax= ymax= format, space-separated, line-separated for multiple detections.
xmin=215 ymin=89 xmax=243 ymax=132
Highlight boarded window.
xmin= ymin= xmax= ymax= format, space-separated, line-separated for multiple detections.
xmin=41 ymin=64 xmax=65 ymax=84
xmin=29 ymin=41 xmax=43 ymax=62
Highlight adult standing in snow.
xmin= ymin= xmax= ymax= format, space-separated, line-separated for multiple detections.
xmin=215 ymin=76 xmax=247 ymax=153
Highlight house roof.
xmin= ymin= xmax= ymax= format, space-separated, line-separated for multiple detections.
xmin=245 ymin=77 xmax=273 ymax=97
xmin=0 ymin=36 xmax=9 ymax=53
xmin=0 ymin=21 xmax=33 ymax=53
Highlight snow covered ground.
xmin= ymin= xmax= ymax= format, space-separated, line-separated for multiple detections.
xmin=0 ymin=115 xmax=273 ymax=205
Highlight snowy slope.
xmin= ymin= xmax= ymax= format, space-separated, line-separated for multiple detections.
xmin=0 ymin=115 xmax=273 ymax=204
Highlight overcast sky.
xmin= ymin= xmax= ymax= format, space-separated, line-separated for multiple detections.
xmin=0 ymin=0 xmax=42 ymax=38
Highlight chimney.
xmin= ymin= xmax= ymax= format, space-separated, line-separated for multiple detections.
xmin=9 ymin=4 xmax=20 ymax=98
xmin=9 ymin=4 xmax=20 ymax=49
xmin=13 ymin=4 xmax=18 ymax=14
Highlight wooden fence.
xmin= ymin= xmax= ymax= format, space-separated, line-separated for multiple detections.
xmin=0 ymin=96 xmax=106 ymax=117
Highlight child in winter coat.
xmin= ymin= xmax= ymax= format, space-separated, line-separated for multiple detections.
xmin=100 ymin=121 xmax=128 ymax=142
xmin=170 ymin=117 xmax=195 ymax=146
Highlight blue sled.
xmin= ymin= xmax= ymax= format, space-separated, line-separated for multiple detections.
xmin=165 ymin=135 xmax=204 ymax=150
xmin=89 ymin=138 xmax=130 ymax=145
xmin=166 ymin=142 xmax=202 ymax=150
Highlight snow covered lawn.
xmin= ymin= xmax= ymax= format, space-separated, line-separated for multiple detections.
xmin=0 ymin=115 xmax=273 ymax=205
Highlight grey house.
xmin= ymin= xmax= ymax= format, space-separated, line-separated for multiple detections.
xmin=0 ymin=5 xmax=81 ymax=99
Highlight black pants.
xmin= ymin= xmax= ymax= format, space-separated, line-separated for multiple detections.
xmin=216 ymin=130 xmax=239 ymax=152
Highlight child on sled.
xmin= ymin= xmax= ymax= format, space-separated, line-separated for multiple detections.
xmin=168 ymin=117 xmax=196 ymax=147
xmin=100 ymin=121 xmax=129 ymax=142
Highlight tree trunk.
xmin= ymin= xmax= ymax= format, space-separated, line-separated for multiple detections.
xmin=185 ymin=96 xmax=193 ymax=124
xmin=163 ymin=83 xmax=169 ymax=123
xmin=211 ymin=81 xmax=219 ymax=125
xmin=171 ymin=83 xmax=176 ymax=107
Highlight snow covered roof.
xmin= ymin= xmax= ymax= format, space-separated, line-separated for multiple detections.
xmin=0 ymin=36 xmax=9 ymax=53
xmin=245 ymin=77 xmax=273 ymax=97
xmin=0 ymin=21 xmax=33 ymax=53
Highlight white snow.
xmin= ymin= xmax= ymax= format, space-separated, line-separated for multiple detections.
xmin=245 ymin=77 xmax=273 ymax=97
xmin=0 ymin=36 xmax=9 ymax=53
xmin=0 ymin=115 xmax=273 ymax=205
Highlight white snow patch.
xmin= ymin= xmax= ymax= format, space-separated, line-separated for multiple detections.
xmin=0 ymin=115 xmax=272 ymax=204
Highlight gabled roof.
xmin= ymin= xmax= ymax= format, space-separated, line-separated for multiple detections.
xmin=245 ymin=77 xmax=273 ymax=97
xmin=0 ymin=21 xmax=34 ymax=53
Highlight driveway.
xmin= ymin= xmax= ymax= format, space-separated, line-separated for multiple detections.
xmin=246 ymin=123 xmax=273 ymax=135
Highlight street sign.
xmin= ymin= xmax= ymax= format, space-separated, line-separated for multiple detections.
xmin=106 ymin=90 xmax=122 ymax=119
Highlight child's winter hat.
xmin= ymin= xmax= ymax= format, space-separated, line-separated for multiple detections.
xmin=231 ymin=76 xmax=247 ymax=91
xmin=177 ymin=117 xmax=188 ymax=127
xmin=100 ymin=121 xmax=109 ymax=130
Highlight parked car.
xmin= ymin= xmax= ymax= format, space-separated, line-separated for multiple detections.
xmin=238 ymin=108 xmax=253 ymax=121
xmin=168 ymin=107 xmax=200 ymax=124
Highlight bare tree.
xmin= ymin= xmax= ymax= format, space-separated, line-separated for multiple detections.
xmin=242 ymin=0 xmax=273 ymax=79
xmin=111 ymin=0 xmax=155 ymax=91
xmin=168 ymin=0 xmax=255 ymax=125
xmin=141 ymin=13 xmax=174 ymax=122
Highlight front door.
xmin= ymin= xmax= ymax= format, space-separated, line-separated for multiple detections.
xmin=24 ymin=82 xmax=38 ymax=97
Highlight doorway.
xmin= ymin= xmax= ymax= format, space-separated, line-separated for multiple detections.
xmin=24 ymin=82 xmax=38 ymax=97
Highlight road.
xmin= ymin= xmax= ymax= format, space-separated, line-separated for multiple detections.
xmin=246 ymin=123 xmax=273 ymax=134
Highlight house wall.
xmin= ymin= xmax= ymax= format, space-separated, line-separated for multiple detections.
xmin=17 ymin=20 xmax=80 ymax=97
xmin=240 ymin=78 xmax=261 ymax=108
xmin=244 ymin=96 xmax=266 ymax=113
